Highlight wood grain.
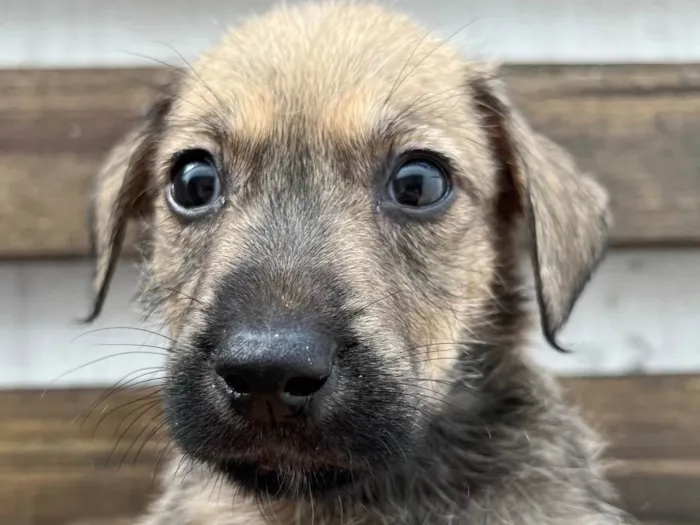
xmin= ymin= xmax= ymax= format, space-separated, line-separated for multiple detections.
xmin=563 ymin=375 xmax=700 ymax=523
xmin=0 ymin=388 xmax=167 ymax=525
xmin=503 ymin=64 xmax=700 ymax=247
xmin=0 ymin=64 xmax=699 ymax=257
xmin=1 ymin=375 xmax=699 ymax=524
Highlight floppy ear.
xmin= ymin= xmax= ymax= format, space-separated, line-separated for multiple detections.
xmin=471 ymin=71 xmax=612 ymax=350
xmin=83 ymin=95 xmax=172 ymax=323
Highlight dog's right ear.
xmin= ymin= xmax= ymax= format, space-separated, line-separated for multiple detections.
xmin=83 ymin=93 xmax=173 ymax=323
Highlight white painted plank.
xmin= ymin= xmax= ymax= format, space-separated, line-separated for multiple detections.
xmin=0 ymin=249 xmax=699 ymax=387
xmin=0 ymin=261 xmax=165 ymax=388
xmin=529 ymin=250 xmax=700 ymax=376
xmin=1 ymin=0 xmax=699 ymax=68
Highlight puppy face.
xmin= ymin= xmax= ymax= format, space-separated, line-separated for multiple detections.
xmin=87 ymin=2 xmax=610 ymax=501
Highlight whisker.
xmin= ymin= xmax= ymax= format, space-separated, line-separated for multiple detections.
xmin=68 ymin=326 xmax=174 ymax=344
xmin=133 ymin=418 xmax=170 ymax=468
xmin=376 ymin=398 xmax=443 ymax=424
xmin=217 ymin=461 xmax=227 ymax=506
xmin=337 ymin=494 xmax=344 ymax=525
xmin=93 ymin=342 xmax=173 ymax=353
xmin=108 ymin=400 xmax=163 ymax=469
xmin=153 ymin=41 xmax=234 ymax=130
xmin=122 ymin=74 xmax=172 ymax=96
xmin=399 ymin=388 xmax=472 ymax=414
xmin=124 ymin=417 xmax=169 ymax=468
xmin=172 ymin=453 xmax=191 ymax=483
xmin=399 ymin=89 xmax=472 ymax=124
xmin=162 ymin=286 xmax=206 ymax=307
xmin=396 ymin=376 xmax=459 ymax=387
xmin=95 ymin=388 xmax=164 ymax=438
xmin=381 ymin=340 xmax=494 ymax=366
xmin=384 ymin=428 xmax=408 ymax=464
xmin=43 ymin=351 xmax=169 ymax=392
xmin=180 ymin=454 xmax=202 ymax=487
xmin=393 ymin=85 xmax=463 ymax=123
xmin=355 ymin=290 xmax=403 ymax=315
xmin=78 ymin=368 xmax=165 ymax=428
xmin=385 ymin=19 xmax=478 ymax=108
xmin=120 ymin=49 xmax=231 ymax=132
xmin=153 ymin=441 xmax=177 ymax=487
xmin=411 ymin=355 xmax=484 ymax=367
xmin=390 ymin=380 xmax=458 ymax=399
xmin=384 ymin=27 xmax=435 ymax=106
xmin=116 ymin=50 xmax=183 ymax=73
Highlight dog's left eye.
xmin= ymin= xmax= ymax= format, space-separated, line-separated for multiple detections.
xmin=388 ymin=157 xmax=449 ymax=208
xmin=167 ymin=150 xmax=223 ymax=217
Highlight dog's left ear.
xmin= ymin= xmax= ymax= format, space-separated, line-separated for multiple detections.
xmin=471 ymin=70 xmax=612 ymax=350
xmin=83 ymin=94 xmax=172 ymax=323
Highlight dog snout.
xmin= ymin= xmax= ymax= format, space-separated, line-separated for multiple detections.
xmin=214 ymin=327 xmax=335 ymax=422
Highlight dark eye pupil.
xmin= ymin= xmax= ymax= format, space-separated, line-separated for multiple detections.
xmin=172 ymin=161 xmax=220 ymax=209
xmin=390 ymin=160 xmax=447 ymax=207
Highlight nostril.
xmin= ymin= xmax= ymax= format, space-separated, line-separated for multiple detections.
xmin=223 ymin=374 xmax=251 ymax=395
xmin=284 ymin=376 xmax=327 ymax=397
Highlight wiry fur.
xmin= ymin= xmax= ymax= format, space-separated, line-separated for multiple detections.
xmin=86 ymin=2 xmax=633 ymax=524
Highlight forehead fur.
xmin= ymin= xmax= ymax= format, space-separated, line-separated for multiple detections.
xmin=165 ymin=1 xmax=492 ymax=174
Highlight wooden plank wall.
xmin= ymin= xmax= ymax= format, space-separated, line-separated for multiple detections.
xmin=1 ymin=65 xmax=700 ymax=258
xmin=2 ymin=378 xmax=700 ymax=525
xmin=2 ymin=1 xmax=700 ymax=524
xmin=1 ymin=63 xmax=699 ymax=524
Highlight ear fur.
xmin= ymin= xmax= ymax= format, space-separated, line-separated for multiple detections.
xmin=83 ymin=94 xmax=172 ymax=323
xmin=471 ymin=70 xmax=612 ymax=350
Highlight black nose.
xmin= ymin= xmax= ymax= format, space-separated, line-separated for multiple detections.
xmin=214 ymin=327 xmax=334 ymax=422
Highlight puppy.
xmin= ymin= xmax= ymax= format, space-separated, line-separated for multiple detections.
xmin=86 ymin=2 xmax=633 ymax=524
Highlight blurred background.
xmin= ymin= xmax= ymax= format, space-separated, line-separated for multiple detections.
xmin=0 ymin=1 xmax=698 ymax=524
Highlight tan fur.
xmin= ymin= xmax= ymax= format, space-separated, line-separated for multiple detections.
xmin=86 ymin=2 xmax=627 ymax=524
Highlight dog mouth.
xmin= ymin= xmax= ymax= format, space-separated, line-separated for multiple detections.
xmin=216 ymin=457 xmax=359 ymax=496
xmin=201 ymin=430 xmax=365 ymax=496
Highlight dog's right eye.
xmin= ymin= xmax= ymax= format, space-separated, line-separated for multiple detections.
xmin=167 ymin=150 xmax=223 ymax=217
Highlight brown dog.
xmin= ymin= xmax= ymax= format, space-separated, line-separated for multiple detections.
xmin=86 ymin=2 xmax=633 ymax=524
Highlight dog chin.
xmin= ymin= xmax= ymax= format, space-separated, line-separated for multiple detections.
xmin=215 ymin=457 xmax=359 ymax=497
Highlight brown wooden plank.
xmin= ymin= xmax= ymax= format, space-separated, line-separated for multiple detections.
xmin=562 ymin=375 xmax=700 ymax=523
xmin=0 ymin=67 xmax=169 ymax=259
xmin=1 ymin=375 xmax=700 ymax=524
xmin=0 ymin=64 xmax=699 ymax=257
xmin=0 ymin=388 xmax=167 ymax=525
xmin=502 ymin=64 xmax=700 ymax=248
